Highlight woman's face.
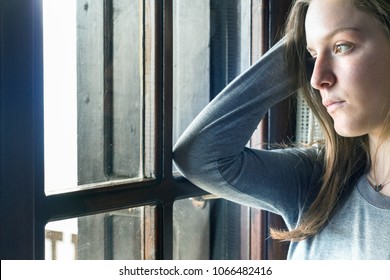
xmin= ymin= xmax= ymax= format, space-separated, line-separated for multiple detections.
xmin=305 ymin=0 xmax=390 ymax=138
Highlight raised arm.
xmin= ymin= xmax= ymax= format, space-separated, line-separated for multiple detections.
xmin=173 ymin=39 xmax=322 ymax=227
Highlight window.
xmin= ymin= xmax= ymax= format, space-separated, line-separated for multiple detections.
xmin=43 ymin=0 xmax=155 ymax=194
xmin=0 ymin=0 xmax=293 ymax=260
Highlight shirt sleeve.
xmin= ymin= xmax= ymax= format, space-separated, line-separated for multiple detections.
xmin=173 ymin=38 xmax=323 ymax=229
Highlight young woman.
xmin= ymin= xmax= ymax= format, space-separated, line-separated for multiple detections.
xmin=173 ymin=0 xmax=390 ymax=259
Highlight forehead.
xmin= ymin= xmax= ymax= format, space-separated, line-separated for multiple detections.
xmin=305 ymin=0 xmax=369 ymax=44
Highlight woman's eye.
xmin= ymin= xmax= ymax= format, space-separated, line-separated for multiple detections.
xmin=334 ymin=43 xmax=353 ymax=54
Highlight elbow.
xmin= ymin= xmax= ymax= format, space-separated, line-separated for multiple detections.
xmin=173 ymin=134 xmax=212 ymax=183
xmin=172 ymin=138 xmax=197 ymax=180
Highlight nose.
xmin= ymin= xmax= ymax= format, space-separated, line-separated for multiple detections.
xmin=310 ymin=55 xmax=336 ymax=91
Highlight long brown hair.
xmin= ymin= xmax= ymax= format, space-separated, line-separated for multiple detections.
xmin=271 ymin=0 xmax=390 ymax=241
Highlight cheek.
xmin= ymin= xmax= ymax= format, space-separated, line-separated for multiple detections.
xmin=359 ymin=47 xmax=390 ymax=96
xmin=350 ymin=54 xmax=376 ymax=82
xmin=343 ymin=55 xmax=390 ymax=103
xmin=364 ymin=62 xmax=390 ymax=104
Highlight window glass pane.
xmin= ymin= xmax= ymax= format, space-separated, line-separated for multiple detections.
xmin=173 ymin=197 xmax=211 ymax=260
xmin=172 ymin=0 xmax=210 ymax=149
xmin=173 ymin=197 xmax=251 ymax=260
xmin=172 ymin=0 xmax=252 ymax=164
xmin=43 ymin=0 xmax=155 ymax=194
xmin=45 ymin=205 xmax=157 ymax=260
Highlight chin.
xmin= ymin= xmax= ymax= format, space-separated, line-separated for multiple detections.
xmin=334 ymin=126 xmax=365 ymax=138
xmin=332 ymin=117 xmax=367 ymax=138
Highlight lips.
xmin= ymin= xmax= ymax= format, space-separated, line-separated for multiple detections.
xmin=323 ymin=99 xmax=345 ymax=113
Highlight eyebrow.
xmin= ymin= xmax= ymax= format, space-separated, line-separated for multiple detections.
xmin=325 ymin=27 xmax=361 ymax=39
